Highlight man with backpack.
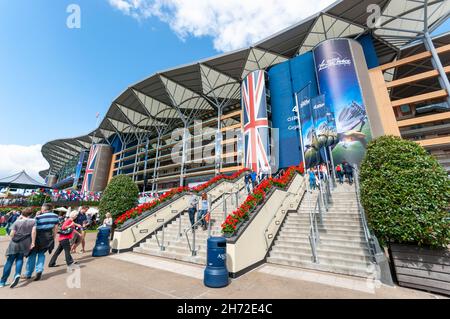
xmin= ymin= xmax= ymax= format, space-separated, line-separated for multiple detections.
xmin=25 ymin=204 xmax=59 ymax=281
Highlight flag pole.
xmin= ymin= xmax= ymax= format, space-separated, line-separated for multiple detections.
xmin=294 ymin=92 xmax=305 ymax=169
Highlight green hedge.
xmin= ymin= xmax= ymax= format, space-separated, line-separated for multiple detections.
xmin=99 ymin=175 xmax=139 ymax=219
xmin=360 ymin=136 xmax=450 ymax=248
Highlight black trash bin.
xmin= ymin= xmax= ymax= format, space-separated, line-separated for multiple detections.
xmin=204 ymin=237 xmax=229 ymax=288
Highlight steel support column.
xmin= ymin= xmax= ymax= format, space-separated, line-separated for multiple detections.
xmin=423 ymin=31 xmax=450 ymax=106
xmin=151 ymin=132 xmax=163 ymax=193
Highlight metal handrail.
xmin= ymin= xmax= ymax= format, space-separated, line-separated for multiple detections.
xmin=308 ymin=191 xmax=321 ymax=263
xmin=184 ymin=185 xmax=244 ymax=256
xmin=263 ymin=178 xmax=306 ymax=250
xmin=152 ymin=209 xmax=180 ymax=251
xmin=318 ymin=176 xmax=332 ymax=212
xmin=352 ymin=165 xmax=377 ymax=263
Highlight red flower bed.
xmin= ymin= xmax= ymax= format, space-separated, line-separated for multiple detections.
xmin=115 ymin=168 xmax=249 ymax=227
xmin=221 ymin=163 xmax=304 ymax=236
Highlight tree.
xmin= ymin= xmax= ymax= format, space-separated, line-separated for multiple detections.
xmin=359 ymin=135 xmax=450 ymax=247
xmin=99 ymin=175 xmax=139 ymax=219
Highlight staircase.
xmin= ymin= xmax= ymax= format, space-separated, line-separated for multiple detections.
xmin=134 ymin=188 xmax=247 ymax=265
xmin=267 ymin=183 xmax=375 ymax=278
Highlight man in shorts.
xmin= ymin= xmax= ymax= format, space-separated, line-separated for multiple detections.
xmin=71 ymin=206 xmax=89 ymax=253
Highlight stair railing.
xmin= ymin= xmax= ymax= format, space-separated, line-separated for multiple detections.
xmin=263 ymin=178 xmax=307 ymax=250
xmin=318 ymin=176 xmax=332 ymax=212
xmin=152 ymin=209 xmax=180 ymax=251
xmin=184 ymin=186 xmax=245 ymax=256
xmin=308 ymin=191 xmax=321 ymax=263
xmin=352 ymin=165 xmax=377 ymax=263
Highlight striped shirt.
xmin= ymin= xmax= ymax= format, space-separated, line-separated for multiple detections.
xmin=35 ymin=212 xmax=59 ymax=231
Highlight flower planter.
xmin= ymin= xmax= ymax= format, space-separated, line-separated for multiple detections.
xmin=389 ymin=243 xmax=450 ymax=296
xmin=223 ymin=232 xmax=234 ymax=238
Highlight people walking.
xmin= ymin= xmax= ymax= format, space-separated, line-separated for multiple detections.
xmin=244 ymin=171 xmax=252 ymax=194
xmin=187 ymin=192 xmax=199 ymax=229
xmin=197 ymin=193 xmax=209 ymax=231
xmin=308 ymin=169 xmax=318 ymax=192
xmin=0 ymin=214 xmax=6 ymax=228
xmin=25 ymin=203 xmax=59 ymax=281
xmin=250 ymin=170 xmax=257 ymax=189
xmin=6 ymin=210 xmax=20 ymax=235
xmin=336 ymin=164 xmax=344 ymax=184
xmin=260 ymin=165 xmax=270 ymax=181
xmin=0 ymin=208 xmax=35 ymax=288
xmin=71 ymin=206 xmax=89 ymax=254
xmin=48 ymin=211 xmax=81 ymax=268
xmin=343 ymin=161 xmax=354 ymax=185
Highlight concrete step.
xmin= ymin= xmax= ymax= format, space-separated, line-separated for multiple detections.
xmin=283 ymin=220 xmax=364 ymax=228
xmin=277 ymin=233 xmax=367 ymax=242
xmin=274 ymin=238 xmax=369 ymax=250
xmin=134 ymin=247 xmax=206 ymax=265
xmin=282 ymin=223 xmax=364 ymax=231
xmin=269 ymin=251 xmax=371 ymax=268
xmin=280 ymin=227 xmax=365 ymax=237
xmin=266 ymin=257 xmax=374 ymax=278
xmin=150 ymin=230 xmax=222 ymax=241
xmin=271 ymin=246 xmax=371 ymax=262
xmin=140 ymin=242 xmax=207 ymax=257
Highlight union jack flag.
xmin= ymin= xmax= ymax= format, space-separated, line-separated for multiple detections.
xmin=242 ymin=70 xmax=270 ymax=173
xmin=81 ymin=145 xmax=98 ymax=193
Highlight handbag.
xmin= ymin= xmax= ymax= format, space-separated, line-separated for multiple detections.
xmin=204 ymin=212 xmax=211 ymax=223
xmin=57 ymin=222 xmax=73 ymax=235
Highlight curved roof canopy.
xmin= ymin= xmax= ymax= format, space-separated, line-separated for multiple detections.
xmin=41 ymin=0 xmax=450 ymax=178
xmin=1 ymin=171 xmax=49 ymax=190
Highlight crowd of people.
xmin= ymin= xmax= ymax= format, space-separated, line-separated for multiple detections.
xmin=307 ymin=161 xmax=354 ymax=191
xmin=243 ymin=167 xmax=271 ymax=194
xmin=0 ymin=204 xmax=113 ymax=289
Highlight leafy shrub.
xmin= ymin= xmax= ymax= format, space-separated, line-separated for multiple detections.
xmin=99 ymin=175 xmax=139 ymax=219
xmin=360 ymin=136 xmax=450 ymax=247
xmin=28 ymin=193 xmax=52 ymax=206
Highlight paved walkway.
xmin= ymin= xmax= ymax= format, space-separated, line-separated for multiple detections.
xmin=0 ymin=234 xmax=445 ymax=299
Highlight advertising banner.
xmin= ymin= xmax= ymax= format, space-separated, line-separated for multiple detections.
xmin=268 ymin=62 xmax=301 ymax=169
xmin=242 ymin=70 xmax=271 ymax=173
xmin=313 ymin=38 xmax=372 ymax=166
xmin=297 ymin=86 xmax=318 ymax=169
xmin=73 ymin=150 xmax=87 ymax=189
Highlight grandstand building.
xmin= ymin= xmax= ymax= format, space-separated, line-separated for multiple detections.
xmin=40 ymin=0 xmax=450 ymax=192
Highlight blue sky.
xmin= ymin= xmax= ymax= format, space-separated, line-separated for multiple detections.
xmin=0 ymin=0 xmax=448 ymax=181
xmin=0 ymin=0 xmax=218 ymax=146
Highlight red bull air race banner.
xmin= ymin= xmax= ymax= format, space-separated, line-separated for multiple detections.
xmin=313 ymin=38 xmax=372 ymax=166
xmin=242 ymin=70 xmax=271 ymax=173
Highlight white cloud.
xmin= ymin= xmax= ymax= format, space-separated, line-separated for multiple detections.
xmin=108 ymin=0 xmax=336 ymax=52
xmin=0 ymin=145 xmax=48 ymax=183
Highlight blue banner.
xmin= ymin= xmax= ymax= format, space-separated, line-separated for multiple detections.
xmin=297 ymin=86 xmax=318 ymax=169
xmin=268 ymin=62 xmax=301 ymax=169
xmin=73 ymin=151 xmax=86 ymax=189
xmin=314 ymin=39 xmax=372 ymax=166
